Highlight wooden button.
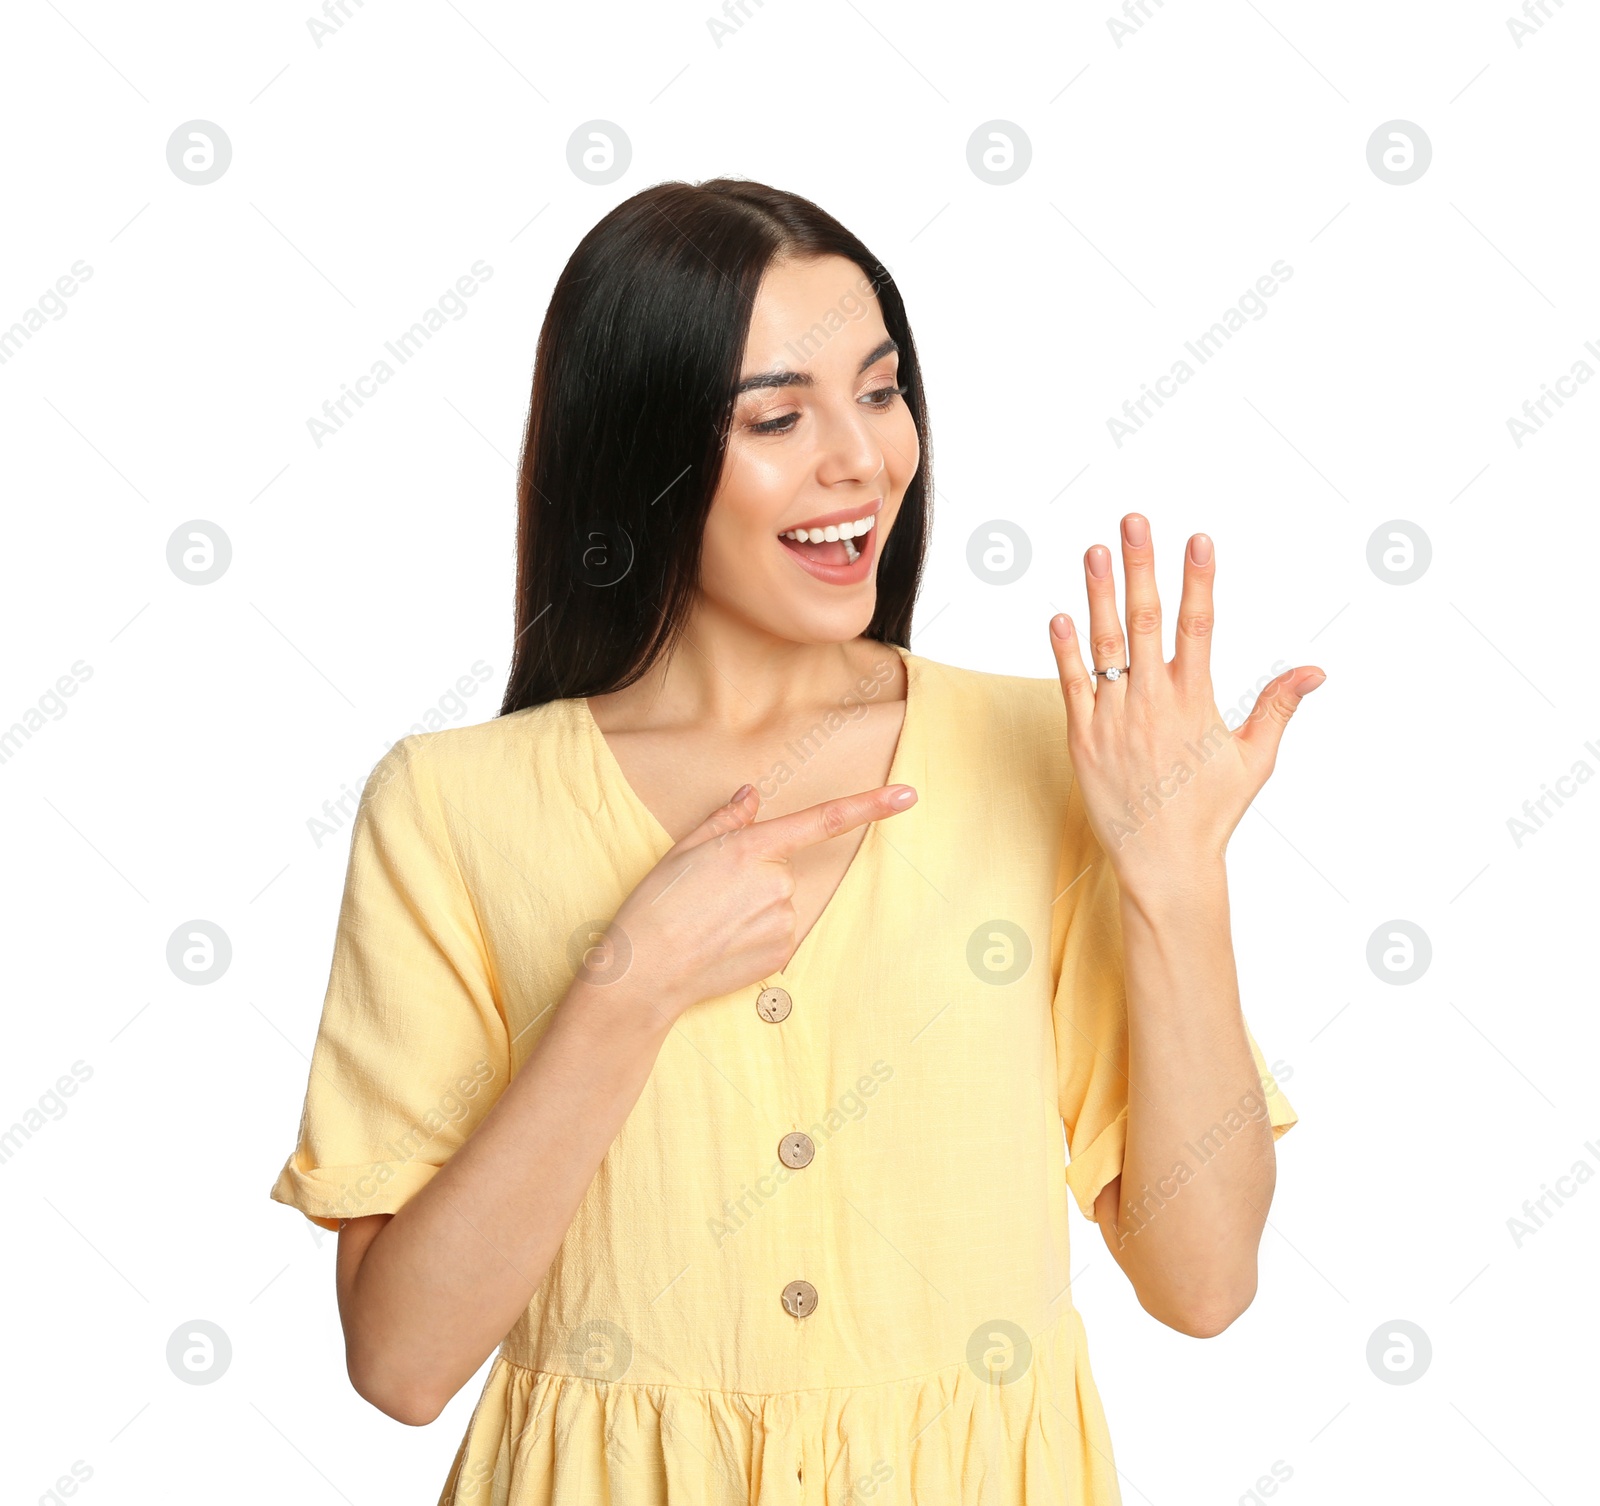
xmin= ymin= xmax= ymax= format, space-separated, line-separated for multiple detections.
xmin=756 ymin=986 xmax=792 ymax=1023
xmin=781 ymin=1279 xmax=818 ymax=1319
xmin=778 ymin=1131 xmax=814 ymax=1169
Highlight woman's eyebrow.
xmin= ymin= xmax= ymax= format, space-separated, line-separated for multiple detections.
xmin=734 ymin=336 xmax=899 ymax=395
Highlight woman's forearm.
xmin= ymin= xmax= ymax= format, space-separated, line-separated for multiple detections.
xmin=338 ymin=973 xmax=678 ymax=1423
xmin=1092 ymin=864 xmax=1277 ymax=1336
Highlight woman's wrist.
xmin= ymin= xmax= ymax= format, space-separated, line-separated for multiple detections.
xmin=559 ymin=966 xmax=685 ymax=1050
xmin=1114 ymin=855 xmax=1230 ymax=929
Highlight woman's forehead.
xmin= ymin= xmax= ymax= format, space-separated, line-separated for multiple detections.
xmin=742 ymin=256 xmax=889 ymax=374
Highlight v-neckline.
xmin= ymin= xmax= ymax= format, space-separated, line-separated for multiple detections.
xmin=579 ymin=643 xmax=921 ymax=983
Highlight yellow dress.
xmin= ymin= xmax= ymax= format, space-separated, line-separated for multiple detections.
xmin=270 ymin=645 xmax=1297 ymax=1505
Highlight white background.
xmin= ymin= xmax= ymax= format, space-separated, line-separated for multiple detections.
xmin=2 ymin=1 xmax=1596 ymax=1503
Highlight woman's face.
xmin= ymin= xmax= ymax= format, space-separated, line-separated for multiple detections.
xmin=697 ymin=253 xmax=920 ymax=646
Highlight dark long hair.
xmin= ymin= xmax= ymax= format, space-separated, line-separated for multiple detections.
xmin=498 ymin=178 xmax=932 ymax=715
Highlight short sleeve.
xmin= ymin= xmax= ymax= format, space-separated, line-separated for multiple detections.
xmin=1050 ymin=770 xmax=1297 ymax=1223
xmin=270 ymin=735 xmax=511 ymax=1232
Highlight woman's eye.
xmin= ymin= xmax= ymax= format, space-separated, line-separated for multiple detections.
xmin=746 ymin=383 xmax=907 ymax=436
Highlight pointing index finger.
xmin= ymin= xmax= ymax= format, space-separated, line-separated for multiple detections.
xmin=750 ymin=784 xmax=918 ymax=856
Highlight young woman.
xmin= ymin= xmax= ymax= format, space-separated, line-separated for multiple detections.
xmin=271 ymin=178 xmax=1319 ymax=1505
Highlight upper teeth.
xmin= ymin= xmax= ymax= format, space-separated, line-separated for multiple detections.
xmin=781 ymin=513 xmax=876 ymax=543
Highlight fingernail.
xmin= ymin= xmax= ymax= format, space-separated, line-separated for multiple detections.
xmin=889 ymin=786 xmax=917 ymax=807
xmin=1189 ymin=533 xmax=1212 ymax=566
xmin=1123 ymin=515 xmax=1148 ymax=547
xmin=1294 ymin=671 xmax=1326 ymax=694
xmin=1050 ymin=613 xmax=1073 ymax=640
xmin=731 ymin=783 xmax=753 ymax=802
xmin=1087 ymin=547 xmax=1111 ymax=579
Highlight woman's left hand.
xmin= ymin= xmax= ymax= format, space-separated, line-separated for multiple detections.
xmin=1047 ymin=514 xmax=1326 ymax=899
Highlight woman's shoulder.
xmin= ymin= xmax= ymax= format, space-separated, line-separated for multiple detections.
xmin=906 ymin=649 xmax=1072 ymax=789
xmin=907 ymin=649 xmax=1067 ymax=731
xmin=356 ymin=698 xmax=593 ymax=835
xmin=373 ymin=699 xmax=577 ymax=775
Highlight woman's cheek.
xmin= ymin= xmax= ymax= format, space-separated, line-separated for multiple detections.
xmin=700 ymin=518 xmax=775 ymax=606
xmin=889 ymin=413 xmax=920 ymax=488
xmin=736 ymin=444 xmax=801 ymax=494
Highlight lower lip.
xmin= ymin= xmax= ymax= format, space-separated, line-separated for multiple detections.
xmin=776 ymin=518 xmax=879 ymax=585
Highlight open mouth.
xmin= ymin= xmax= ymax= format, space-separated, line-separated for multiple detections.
xmin=776 ymin=507 xmax=878 ymax=581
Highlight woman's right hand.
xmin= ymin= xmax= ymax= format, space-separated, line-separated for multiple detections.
xmin=587 ymin=782 xmax=918 ymax=1023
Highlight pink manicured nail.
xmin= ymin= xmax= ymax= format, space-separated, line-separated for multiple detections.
xmin=1189 ymin=534 xmax=1213 ymax=566
xmin=1087 ymin=547 xmax=1111 ymax=579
